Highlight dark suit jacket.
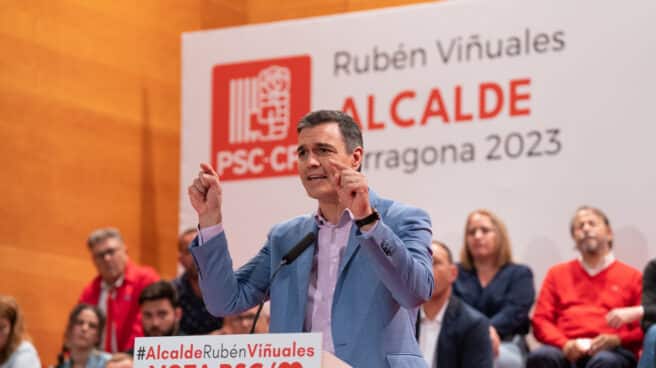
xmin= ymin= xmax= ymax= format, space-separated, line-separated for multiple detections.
xmin=416 ymin=295 xmax=494 ymax=368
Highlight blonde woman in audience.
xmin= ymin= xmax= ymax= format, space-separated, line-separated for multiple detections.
xmin=55 ymin=304 xmax=110 ymax=368
xmin=454 ymin=209 xmax=535 ymax=368
xmin=0 ymin=295 xmax=41 ymax=368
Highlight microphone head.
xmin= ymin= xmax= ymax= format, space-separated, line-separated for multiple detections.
xmin=281 ymin=232 xmax=316 ymax=264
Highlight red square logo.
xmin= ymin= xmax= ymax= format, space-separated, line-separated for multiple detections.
xmin=211 ymin=55 xmax=311 ymax=181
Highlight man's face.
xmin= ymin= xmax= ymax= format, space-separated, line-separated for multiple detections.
xmin=431 ymin=245 xmax=457 ymax=300
xmin=226 ymin=306 xmax=268 ymax=334
xmin=90 ymin=237 xmax=128 ymax=284
xmin=141 ymin=299 xmax=180 ymax=337
xmin=572 ymin=210 xmax=612 ymax=255
xmin=296 ymin=122 xmax=362 ymax=203
xmin=177 ymin=232 xmax=197 ymax=275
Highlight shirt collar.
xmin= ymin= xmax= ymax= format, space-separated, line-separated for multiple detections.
xmin=101 ymin=275 xmax=125 ymax=291
xmin=420 ymin=300 xmax=448 ymax=324
xmin=578 ymin=252 xmax=615 ymax=276
xmin=314 ymin=208 xmax=354 ymax=228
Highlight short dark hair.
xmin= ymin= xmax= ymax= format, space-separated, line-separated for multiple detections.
xmin=296 ymin=110 xmax=363 ymax=153
xmin=87 ymin=227 xmax=123 ymax=249
xmin=178 ymin=228 xmax=197 ymax=250
xmin=432 ymin=240 xmax=453 ymax=264
xmin=139 ymin=281 xmax=178 ymax=308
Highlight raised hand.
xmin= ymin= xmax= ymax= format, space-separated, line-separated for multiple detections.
xmin=326 ymin=159 xmax=372 ymax=219
xmin=188 ymin=163 xmax=223 ymax=228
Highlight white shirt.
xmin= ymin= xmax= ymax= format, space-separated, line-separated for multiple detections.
xmin=419 ymin=301 xmax=447 ymax=368
xmin=579 ymin=252 xmax=615 ymax=276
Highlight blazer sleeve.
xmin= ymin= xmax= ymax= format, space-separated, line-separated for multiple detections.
xmin=643 ymin=259 xmax=656 ymax=331
xmin=490 ymin=265 xmax=535 ymax=337
xmin=190 ymin=230 xmax=271 ymax=316
xmin=531 ymin=268 xmax=569 ymax=348
xmin=462 ymin=317 xmax=494 ymax=368
xmin=357 ymin=204 xmax=434 ymax=308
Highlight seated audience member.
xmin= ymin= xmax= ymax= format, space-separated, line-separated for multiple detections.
xmin=138 ymin=281 xmax=183 ymax=337
xmin=527 ymin=206 xmax=643 ymax=368
xmin=78 ymin=227 xmax=159 ymax=352
xmin=55 ymin=304 xmax=110 ymax=368
xmin=105 ymin=353 xmax=132 ymax=368
xmin=417 ymin=241 xmax=493 ymax=368
xmin=173 ymin=228 xmax=223 ymax=334
xmin=216 ymin=305 xmax=270 ymax=335
xmin=453 ymin=209 xmax=535 ymax=368
xmin=606 ymin=257 xmax=656 ymax=368
xmin=0 ymin=295 xmax=41 ymax=368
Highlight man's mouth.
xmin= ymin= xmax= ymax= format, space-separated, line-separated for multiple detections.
xmin=307 ymin=174 xmax=328 ymax=181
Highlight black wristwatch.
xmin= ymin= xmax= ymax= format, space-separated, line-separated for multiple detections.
xmin=355 ymin=210 xmax=380 ymax=229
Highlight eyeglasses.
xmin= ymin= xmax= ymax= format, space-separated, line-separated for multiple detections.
xmin=92 ymin=247 xmax=122 ymax=261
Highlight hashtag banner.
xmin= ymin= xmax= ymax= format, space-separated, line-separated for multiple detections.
xmin=133 ymin=333 xmax=322 ymax=368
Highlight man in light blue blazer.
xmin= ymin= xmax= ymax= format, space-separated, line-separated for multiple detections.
xmin=188 ymin=110 xmax=434 ymax=368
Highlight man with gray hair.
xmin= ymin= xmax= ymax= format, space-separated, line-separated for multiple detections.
xmin=79 ymin=227 xmax=159 ymax=353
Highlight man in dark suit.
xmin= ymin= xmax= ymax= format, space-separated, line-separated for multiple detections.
xmin=417 ymin=241 xmax=493 ymax=368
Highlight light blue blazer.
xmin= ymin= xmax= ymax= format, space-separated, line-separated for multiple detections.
xmin=191 ymin=192 xmax=433 ymax=368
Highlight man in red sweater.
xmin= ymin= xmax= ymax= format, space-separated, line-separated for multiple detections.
xmin=79 ymin=228 xmax=159 ymax=353
xmin=527 ymin=206 xmax=643 ymax=368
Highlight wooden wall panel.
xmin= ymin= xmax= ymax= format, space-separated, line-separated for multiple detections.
xmin=0 ymin=0 xmax=432 ymax=364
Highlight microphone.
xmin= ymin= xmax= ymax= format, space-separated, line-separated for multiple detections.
xmin=281 ymin=232 xmax=317 ymax=265
xmin=249 ymin=232 xmax=316 ymax=333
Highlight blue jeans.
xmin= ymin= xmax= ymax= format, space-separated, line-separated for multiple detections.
xmin=527 ymin=344 xmax=636 ymax=368
xmin=638 ymin=325 xmax=656 ymax=368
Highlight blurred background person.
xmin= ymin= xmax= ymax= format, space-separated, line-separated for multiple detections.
xmin=78 ymin=227 xmax=159 ymax=353
xmin=605 ymin=256 xmax=656 ymax=368
xmin=454 ymin=209 xmax=535 ymax=368
xmin=54 ymin=304 xmax=110 ymax=368
xmin=173 ymin=228 xmax=223 ymax=334
xmin=138 ymin=281 xmax=182 ymax=337
xmin=528 ymin=206 xmax=642 ymax=368
xmin=0 ymin=295 xmax=40 ymax=368
xmin=215 ymin=304 xmax=270 ymax=335
xmin=417 ymin=240 xmax=493 ymax=368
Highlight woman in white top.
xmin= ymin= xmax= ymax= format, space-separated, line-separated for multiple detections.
xmin=0 ymin=295 xmax=41 ymax=368
xmin=54 ymin=304 xmax=110 ymax=368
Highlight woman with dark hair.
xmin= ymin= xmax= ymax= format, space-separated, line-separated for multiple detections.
xmin=55 ymin=304 xmax=110 ymax=368
xmin=454 ymin=209 xmax=535 ymax=368
xmin=0 ymin=294 xmax=41 ymax=368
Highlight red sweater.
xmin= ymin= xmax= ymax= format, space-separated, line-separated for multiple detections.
xmin=79 ymin=261 xmax=159 ymax=352
xmin=532 ymin=259 xmax=643 ymax=354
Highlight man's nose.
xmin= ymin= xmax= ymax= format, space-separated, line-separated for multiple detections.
xmin=306 ymin=152 xmax=321 ymax=167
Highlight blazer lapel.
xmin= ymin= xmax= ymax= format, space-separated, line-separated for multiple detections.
xmin=437 ymin=296 xmax=459 ymax=367
xmin=338 ymin=225 xmax=360 ymax=276
xmin=337 ymin=192 xmax=380 ymax=276
xmin=293 ymin=220 xmax=319 ymax=330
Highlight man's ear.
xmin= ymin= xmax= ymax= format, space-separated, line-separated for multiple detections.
xmin=351 ymin=146 xmax=363 ymax=170
xmin=175 ymin=307 xmax=183 ymax=322
xmin=447 ymin=264 xmax=458 ymax=284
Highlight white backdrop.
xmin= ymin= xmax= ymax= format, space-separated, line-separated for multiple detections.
xmin=180 ymin=0 xmax=656 ymax=287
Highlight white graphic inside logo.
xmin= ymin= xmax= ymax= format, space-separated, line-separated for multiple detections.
xmin=229 ymin=66 xmax=291 ymax=144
